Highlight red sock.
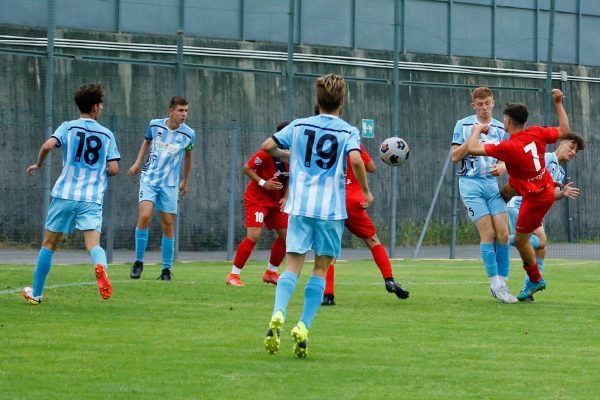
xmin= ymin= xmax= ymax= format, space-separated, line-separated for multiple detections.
xmin=268 ymin=237 xmax=286 ymax=267
xmin=523 ymin=262 xmax=542 ymax=283
xmin=324 ymin=264 xmax=335 ymax=296
xmin=233 ymin=238 xmax=256 ymax=269
xmin=371 ymin=244 xmax=393 ymax=280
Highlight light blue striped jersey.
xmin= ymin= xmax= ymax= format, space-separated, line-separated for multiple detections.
xmin=273 ymin=114 xmax=361 ymax=220
xmin=140 ymin=118 xmax=196 ymax=187
xmin=507 ymin=152 xmax=564 ymax=209
xmin=452 ymin=115 xmax=508 ymax=178
xmin=50 ymin=118 xmax=120 ymax=205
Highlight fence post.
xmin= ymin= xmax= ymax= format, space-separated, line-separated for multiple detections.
xmin=41 ymin=0 xmax=56 ymax=242
xmin=449 ymin=162 xmax=458 ymax=259
xmin=226 ymin=121 xmax=239 ymax=261
xmin=106 ymin=115 xmax=117 ymax=264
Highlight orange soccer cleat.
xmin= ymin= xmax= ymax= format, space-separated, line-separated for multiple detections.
xmin=225 ymin=273 xmax=245 ymax=287
xmin=262 ymin=270 xmax=279 ymax=285
xmin=95 ymin=264 xmax=112 ymax=300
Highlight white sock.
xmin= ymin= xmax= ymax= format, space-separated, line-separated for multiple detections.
xmin=231 ymin=266 xmax=242 ymax=275
xmin=266 ymin=263 xmax=278 ymax=272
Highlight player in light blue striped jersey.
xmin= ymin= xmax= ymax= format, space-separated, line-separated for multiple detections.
xmin=262 ymin=73 xmax=373 ymax=358
xmin=23 ymin=83 xmax=120 ymax=304
xmin=128 ymin=97 xmax=195 ymax=281
xmin=506 ymin=135 xmax=584 ymax=301
xmin=451 ymin=86 xmax=516 ymax=303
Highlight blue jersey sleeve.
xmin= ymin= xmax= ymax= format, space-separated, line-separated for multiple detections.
xmin=273 ymin=123 xmax=294 ymax=149
xmin=107 ymin=131 xmax=121 ymax=161
xmin=145 ymin=123 xmax=154 ymax=141
xmin=51 ymin=122 xmax=69 ymax=147
xmin=347 ymin=130 xmax=361 ymax=153
xmin=452 ymin=120 xmax=465 ymax=145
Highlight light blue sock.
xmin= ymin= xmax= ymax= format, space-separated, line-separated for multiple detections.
xmin=32 ymin=247 xmax=54 ymax=297
xmin=90 ymin=245 xmax=108 ymax=271
xmin=162 ymin=235 xmax=174 ymax=270
xmin=496 ymin=243 xmax=510 ymax=279
xmin=480 ymin=243 xmax=498 ymax=277
xmin=509 ymin=234 xmax=515 ymax=247
xmin=273 ymin=271 xmax=297 ymax=320
xmin=530 ymin=235 xmax=540 ymax=250
xmin=135 ymin=228 xmax=149 ymax=262
xmin=300 ymin=275 xmax=326 ymax=330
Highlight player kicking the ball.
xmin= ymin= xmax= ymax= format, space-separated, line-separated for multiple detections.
xmin=467 ymin=89 xmax=576 ymax=300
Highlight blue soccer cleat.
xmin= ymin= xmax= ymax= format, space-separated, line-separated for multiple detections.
xmin=517 ymin=278 xmax=546 ymax=301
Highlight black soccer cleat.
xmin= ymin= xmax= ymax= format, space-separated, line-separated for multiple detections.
xmin=385 ymin=279 xmax=409 ymax=300
xmin=130 ymin=261 xmax=143 ymax=279
xmin=321 ymin=293 xmax=336 ymax=306
xmin=157 ymin=268 xmax=172 ymax=281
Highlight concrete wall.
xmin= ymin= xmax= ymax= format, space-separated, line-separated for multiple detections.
xmin=1 ymin=25 xmax=599 ymax=251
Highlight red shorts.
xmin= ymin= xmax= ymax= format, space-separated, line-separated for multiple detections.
xmin=344 ymin=191 xmax=376 ymax=239
xmin=515 ymin=186 xmax=555 ymax=233
xmin=244 ymin=201 xmax=288 ymax=230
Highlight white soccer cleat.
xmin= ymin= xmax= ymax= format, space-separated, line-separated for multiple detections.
xmin=22 ymin=287 xmax=42 ymax=305
xmin=491 ymin=284 xmax=518 ymax=304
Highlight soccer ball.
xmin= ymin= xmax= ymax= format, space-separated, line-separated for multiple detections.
xmin=379 ymin=137 xmax=409 ymax=166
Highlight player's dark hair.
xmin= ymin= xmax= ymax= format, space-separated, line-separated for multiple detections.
xmin=276 ymin=121 xmax=290 ymax=132
xmin=74 ymin=83 xmax=104 ymax=113
xmin=563 ymin=132 xmax=585 ymax=151
xmin=169 ymin=96 xmax=188 ymax=109
xmin=313 ymin=104 xmax=320 ymax=115
xmin=315 ymin=74 xmax=346 ymax=113
xmin=503 ymin=102 xmax=529 ymax=126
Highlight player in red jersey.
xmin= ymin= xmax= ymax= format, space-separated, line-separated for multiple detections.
xmin=467 ymin=89 xmax=575 ymax=300
xmin=225 ymin=121 xmax=290 ymax=287
xmin=321 ymin=143 xmax=409 ymax=305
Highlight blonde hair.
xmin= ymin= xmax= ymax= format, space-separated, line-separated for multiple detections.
xmin=471 ymin=86 xmax=493 ymax=101
xmin=315 ymin=74 xmax=346 ymax=112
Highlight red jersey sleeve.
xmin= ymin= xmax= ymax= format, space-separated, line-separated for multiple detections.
xmin=483 ymin=141 xmax=510 ymax=162
xmin=538 ymin=126 xmax=560 ymax=144
xmin=360 ymin=144 xmax=372 ymax=165
xmin=246 ymin=150 xmax=268 ymax=172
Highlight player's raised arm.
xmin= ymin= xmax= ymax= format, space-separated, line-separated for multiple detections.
xmin=26 ymin=137 xmax=58 ymax=176
xmin=466 ymin=124 xmax=489 ymax=156
xmin=552 ymin=89 xmax=571 ymax=139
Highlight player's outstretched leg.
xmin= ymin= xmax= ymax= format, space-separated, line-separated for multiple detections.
xmin=291 ymin=321 xmax=308 ymax=359
xmin=265 ymin=310 xmax=284 ymax=355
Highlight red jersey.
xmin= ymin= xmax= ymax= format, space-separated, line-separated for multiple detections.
xmin=484 ymin=126 xmax=559 ymax=194
xmin=244 ymin=149 xmax=289 ymax=207
xmin=345 ymin=144 xmax=371 ymax=194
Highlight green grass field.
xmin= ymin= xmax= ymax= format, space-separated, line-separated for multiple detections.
xmin=1 ymin=259 xmax=599 ymax=400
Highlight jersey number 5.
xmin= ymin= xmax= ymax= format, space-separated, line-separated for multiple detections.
xmin=523 ymin=142 xmax=541 ymax=171
xmin=75 ymin=131 xmax=103 ymax=165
